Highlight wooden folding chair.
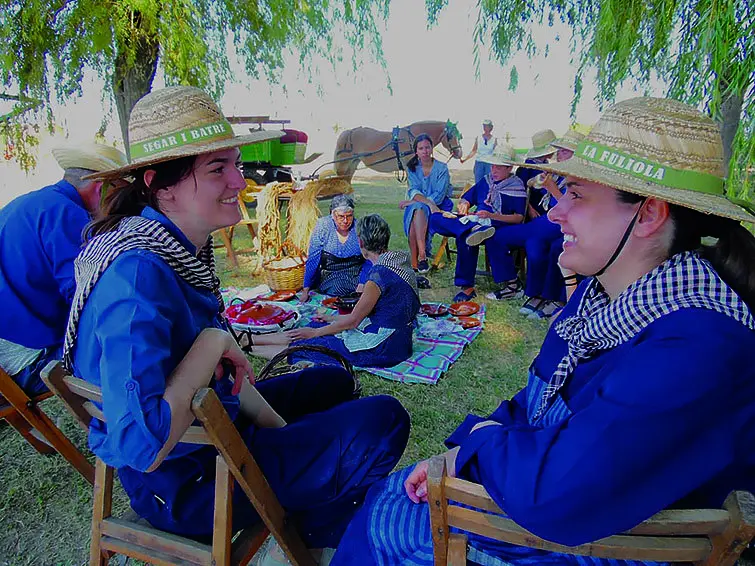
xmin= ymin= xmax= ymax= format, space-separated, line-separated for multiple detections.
xmin=427 ymin=456 xmax=755 ymax=566
xmin=214 ymin=181 xmax=260 ymax=269
xmin=41 ymin=361 xmax=315 ymax=566
xmin=0 ymin=365 xmax=94 ymax=484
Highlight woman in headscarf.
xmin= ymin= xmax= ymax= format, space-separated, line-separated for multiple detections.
xmin=400 ymin=133 xmax=453 ymax=283
xmin=63 ymin=86 xmax=409 ymax=552
xmin=299 ymin=193 xmax=370 ymax=302
xmin=287 ymin=214 xmax=420 ymax=368
xmin=330 ymin=97 xmax=755 ymax=565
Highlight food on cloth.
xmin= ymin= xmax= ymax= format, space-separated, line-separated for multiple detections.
xmin=449 ymin=301 xmax=480 ymax=316
xmin=225 ymin=300 xmax=296 ymax=326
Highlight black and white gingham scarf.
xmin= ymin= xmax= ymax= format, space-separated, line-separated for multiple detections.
xmin=534 ymin=250 xmax=755 ymax=420
xmin=63 ymin=216 xmax=223 ymax=370
xmin=376 ymin=250 xmax=419 ymax=297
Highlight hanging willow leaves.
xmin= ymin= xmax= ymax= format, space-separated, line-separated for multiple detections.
xmin=438 ymin=0 xmax=755 ymax=197
xmin=0 ymin=0 xmax=391 ymax=167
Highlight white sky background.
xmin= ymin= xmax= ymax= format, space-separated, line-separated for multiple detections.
xmin=0 ymin=0 xmax=665 ymax=205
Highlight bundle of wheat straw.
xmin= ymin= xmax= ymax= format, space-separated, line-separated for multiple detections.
xmin=285 ymin=181 xmax=320 ymax=252
xmin=255 ymin=182 xmax=284 ymax=260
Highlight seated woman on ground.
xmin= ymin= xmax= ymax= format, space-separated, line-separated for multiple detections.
xmin=330 ymin=97 xmax=755 ymax=565
xmin=299 ymin=194 xmax=370 ymax=302
xmin=486 ymin=129 xmax=585 ymax=320
xmin=65 ymin=86 xmax=410 ymax=555
xmin=429 ymin=145 xmax=526 ymax=302
xmin=400 ymin=133 xmax=453 ymax=286
xmin=286 ymin=214 xmax=420 ymax=369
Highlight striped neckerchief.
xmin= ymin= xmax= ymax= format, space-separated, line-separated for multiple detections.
xmin=534 ymin=250 xmax=755 ymax=420
xmin=63 ymin=216 xmax=222 ymax=371
xmin=375 ymin=250 xmax=419 ymax=297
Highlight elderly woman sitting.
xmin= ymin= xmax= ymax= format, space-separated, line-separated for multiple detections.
xmin=300 ymin=194 xmax=370 ymax=302
xmin=287 ymin=214 xmax=420 ymax=369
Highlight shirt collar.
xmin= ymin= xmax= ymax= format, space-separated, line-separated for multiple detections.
xmin=140 ymin=206 xmax=198 ymax=255
xmin=54 ymin=179 xmax=87 ymax=210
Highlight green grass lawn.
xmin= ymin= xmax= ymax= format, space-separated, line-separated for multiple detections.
xmin=0 ymin=177 xmax=549 ymax=565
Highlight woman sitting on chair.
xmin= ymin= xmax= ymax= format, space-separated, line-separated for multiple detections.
xmin=331 ymin=97 xmax=755 ymax=565
xmin=287 ymin=214 xmax=420 ymax=369
xmin=63 ymin=86 xmax=410 ymax=552
xmin=299 ymin=194 xmax=370 ymax=302
xmin=400 ymin=133 xmax=453 ymax=284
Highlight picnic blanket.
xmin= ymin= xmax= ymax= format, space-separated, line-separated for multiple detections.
xmin=220 ymin=286 xmax=485 ymax=385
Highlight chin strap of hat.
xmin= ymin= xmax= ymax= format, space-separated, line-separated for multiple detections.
xmin=592 ymin=198 xmax=646 ymax=277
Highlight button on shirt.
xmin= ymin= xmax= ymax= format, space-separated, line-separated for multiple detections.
xmin=72 ymin=207 xmax=240 ymax=472
xmin=0 ymin=180 xmax=90 ymax=349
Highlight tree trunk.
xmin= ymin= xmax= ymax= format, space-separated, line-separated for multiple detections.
xmin=113 ymin=12 xmax=159 ymax=158
xmin=718 ymin=87 xmax=744 ymax=175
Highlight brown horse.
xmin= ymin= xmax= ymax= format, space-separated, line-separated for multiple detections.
xmin=332 ymin=120 xmax=463 ymax=181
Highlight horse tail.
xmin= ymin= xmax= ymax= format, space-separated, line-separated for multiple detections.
xmin=334 ymin=128 xmax=356 ymax=179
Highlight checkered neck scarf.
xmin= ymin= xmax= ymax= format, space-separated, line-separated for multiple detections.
xmin=63 ymin=216 xmax=223 ymax=371
xmin=534 ymin=250 xmax=755 ymax=421
xmin=376 ymin=250 xmax=419 ymax=297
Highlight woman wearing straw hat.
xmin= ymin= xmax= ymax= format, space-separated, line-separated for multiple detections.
xmin=460 ymin=119 xmax=498 ymax=184
xmin=515 ymin=128 xmax=557 ymax=193
xmin=63 ymin=86 xmax=409 ymax=552
xmin=486 ymin=129 xmax=586 ymax=319
xmin=429 ymin=145 xmax=526 ymax=302
xmin=330 ymin=97 xmax=755 ymax=566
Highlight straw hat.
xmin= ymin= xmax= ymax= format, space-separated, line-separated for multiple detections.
xmin=526 ymin=129 xmax=557 ymax=159
xmin=51 ymin=141 xmax=127 ymax=173
xmin=551 ymin=129 xmax=586 ymax=152
xmin=477 ymin=144 xmax=519 ymax=166
xmin=87 ymin=86 xmax=283 ymax=180
xmin=519 ymin=97 xmax=755 ymax=223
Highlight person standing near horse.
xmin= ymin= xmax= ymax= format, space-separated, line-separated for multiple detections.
xmin=0 ymin=141 xmax=126 ymax=396
xmin=460 ymin=119 xmax=498 ymax=184
xmin=429 ymin=145 xmax=527 ymax=302
xmin=399 ymin=133 xmax=453 ymax=282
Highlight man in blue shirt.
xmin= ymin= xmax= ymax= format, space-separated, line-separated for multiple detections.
xmin=0 ymin=142 xmax=127 ymax=395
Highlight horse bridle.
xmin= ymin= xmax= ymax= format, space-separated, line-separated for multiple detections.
xmin=440 ymin=123 xmax=462 ymax=156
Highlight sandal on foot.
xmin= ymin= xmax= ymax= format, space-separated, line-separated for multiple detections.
xmin=527 ymin=300 xmax=562 ymax=320
xmin=417 ymin=275 xmax=432 ymax=289
xmin=519 ymin=296 xmax=544 ymax=315
xmin=486 ymin=280 xmax=524 ymax=301
xmin=453 ymin=289 xmax=477 ymax=302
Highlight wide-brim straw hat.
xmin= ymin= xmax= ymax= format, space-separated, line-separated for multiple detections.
xmin=551 ymin=129 xmax=586 ymax=152
xmin=52 ymin=141 xmax=128 ymax=173
xmin=86 ymin=86 xmax=283 ymax=180
xmin=519 ymin=97 xmax=755 ymax=223
xmin=477 ymin=144 xmax=519 ymax=166
xmin=526 ymin=129 xmax=557 ymax=159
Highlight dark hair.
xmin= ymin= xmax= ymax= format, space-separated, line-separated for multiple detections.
xmin=406 ymin=133 xmax=434 ymax=173
xmin=356 ymin=214 xmax=391 ymax=253
xmin=618 ymin=191 xmax=755 ymax=310
xmin=85 ymin=156 xmax=197 ymax=240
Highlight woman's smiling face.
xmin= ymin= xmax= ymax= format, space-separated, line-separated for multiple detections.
xmin=547 ymin=177 xmax=640 ymax=275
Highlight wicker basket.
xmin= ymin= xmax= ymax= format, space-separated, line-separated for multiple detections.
xmin=262 ymin=243 xmax=306 ymax=291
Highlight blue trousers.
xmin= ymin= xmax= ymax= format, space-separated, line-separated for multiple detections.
xmin=429 ymin=213 xmax=516 ymax=287
xmin=473 ymin=160 xmax=491 ymax=184
xmin=491 ymin=216 xmax=566 ymax=301
xmin=118 ymin=367 xmax=410 ymax=548
xmin=11 ymin=344 xmax=63 ymax=396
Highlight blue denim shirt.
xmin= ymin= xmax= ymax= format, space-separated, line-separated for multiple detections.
xmin=0 ymin=180 xmax=89 ymax=349
xmin=72 ymin=207 xmax=239 ymax=472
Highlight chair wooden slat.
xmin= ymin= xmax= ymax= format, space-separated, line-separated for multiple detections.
xmin=447 ymin=506 xmax=712 ymax=562
xmin=101 ymin=518 xmax=212 ymax=564
xmin=100 ymin=536 xmax=208 ymax=566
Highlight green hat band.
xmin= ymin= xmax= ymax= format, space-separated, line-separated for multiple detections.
xmin=576 ymin=140 xmax=724 ymax=195
xmin=129 ymin=120 xmax=234 ymax=160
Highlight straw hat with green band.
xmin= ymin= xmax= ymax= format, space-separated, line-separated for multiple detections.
xmin=518 ymin=97 xmax=755 ymax=224
xmin=526 ymin=129 xmax=557 ymax=159
xmin=85 ymin=86 xmax=283 ymax=181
